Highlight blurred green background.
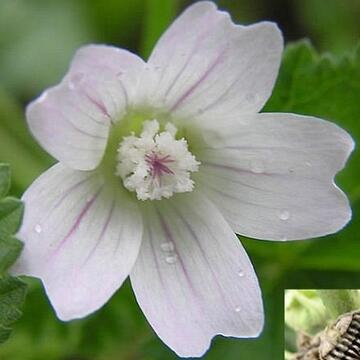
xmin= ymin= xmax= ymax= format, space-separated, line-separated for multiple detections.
xmin=0 ymin=0 xmax=359 ymax=359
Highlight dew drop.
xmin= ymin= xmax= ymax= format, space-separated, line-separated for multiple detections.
xmin=165 ymin=254 xmax=178 ymax=264
xmin=68 ymin=72 xmax=84 ymax=90
xmin=250 ymin=160 xmax=264 ymax=174
xmin=160 ymin=241 xmax=175 ymax=252
xmin=34 ymin=224 xmax=42 ymax=234
xmin=235 ymin=306 xmax=241 ymax=313
xmin=238 ymin=270 xmax=245 ymax=277
xmin=279 ymin=210 xmax=290 ymax=221
xmin=86 ymin=196 xmax=93 ymax=203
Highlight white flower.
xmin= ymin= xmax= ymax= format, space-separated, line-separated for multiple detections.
xmin=12 ymin=2 xmax=353 ymax=357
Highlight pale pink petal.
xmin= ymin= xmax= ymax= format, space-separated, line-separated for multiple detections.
xmin=130 ymin=193 xmax=263 ymax=358
xmin=195 ymin=113 xmax=354 ymax=240
xmin=138 ymin=2 xmax=282 ymax=120
xmin=12 ymin=163 xmax=142 ymax=320
xmin=67 ymin=45 xmax=144 ymax=105
xmin=27 ymin=45 xmax=145 ymax=170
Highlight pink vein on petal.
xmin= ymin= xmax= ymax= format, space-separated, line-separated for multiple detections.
xmin=163 ymin=28 xmax=213 ymax=98
xmin=170 ymin=51 xmax=225 ymax=112
xmin=52 ymin=186 xmax=103 ymax=256
xmin=147 ymin=217 xmax=166 ymax=288
xmin=156 ymin=209 xmax=198 ymax=297
xmin=84 ymin=92 xmax=113 ymax=123
xmin=35 ymin=175 xmax=93 ymax=230
xmin=81 ymin=199 xmax=116 ymax=267
xmin=171 ymin=204 xmax=238 ymax=326
xmin=50 ymin=108 xmax=108 ymax=139
xmin=116 ymin=77 xmax=129 ymax=108
xmin=202 ymin=161 xmax=274 ymax=176
xmin=195 ymin=59 xmax=257 ymax=115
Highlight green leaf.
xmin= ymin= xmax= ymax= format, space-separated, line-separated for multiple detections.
xmin=0 ymin=273 xmax=25 ymax=346
xmin=0 ymin=164 xmax=10 ymax=199
xmin=0 ymin=276 xmax=27 ymax=345
xmin=0 ymin=164 xmax=26 ymax=345
xmin=0 ymin=198 xmax=24 ymax=239
xmin=0 ymin=165 xmax=24 ymax=276
xmin=0 ymin=237 xmax=23 ymax=275
xmin=0 ymin=325 xmax=11 ymax=344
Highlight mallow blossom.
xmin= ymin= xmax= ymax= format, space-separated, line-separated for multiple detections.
xmin=13 ymin=1 xmax=353 ymax=357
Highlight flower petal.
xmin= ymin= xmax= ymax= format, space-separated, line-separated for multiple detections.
xmin=68 ymin=45 xmax=144 ymax=104
xmin=196 ymin=113 xmax=354 ymax=240
xmin=12 ymin=163 xmax=142 ymax=320
xmin=139 ymin=2 xmax=282 ymax=119
xmin=27 ymin=45 xmax=145 ymax=170
xmin=130 ymin=193 xmax=263 ymax=358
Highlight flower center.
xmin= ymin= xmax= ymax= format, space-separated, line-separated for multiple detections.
xmin=116 ymin=119 xmax=200 ymax=200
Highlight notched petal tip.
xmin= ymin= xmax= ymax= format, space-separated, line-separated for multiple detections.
xmin=244 ymin=21 xmax=284 ymax=58
xmin=338 ymin=126 xmax=355 ymax=164
xmin=198 ymin=112 xmax=354 ymax=241
xmin=131 ymin=193 xmax=264 ymax=357
xmin=184 ymin=1 xmax=218 ymax=12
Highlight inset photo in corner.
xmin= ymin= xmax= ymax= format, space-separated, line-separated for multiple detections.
xmin=284 ymin=289 xmax=360 ymax=360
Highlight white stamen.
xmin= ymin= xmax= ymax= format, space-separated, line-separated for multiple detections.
xmin=116 ymin=119 xmax=200 ymax=200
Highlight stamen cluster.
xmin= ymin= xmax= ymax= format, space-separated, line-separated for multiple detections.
xmin=116 ymin=120 xmax=200 ymax=200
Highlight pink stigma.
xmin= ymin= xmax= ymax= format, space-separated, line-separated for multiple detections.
xmin=145 ymin=152 xmax=175 ymax=182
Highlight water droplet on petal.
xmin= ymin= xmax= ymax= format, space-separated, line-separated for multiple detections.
xmin=235 ymin=306 xmax=241 ymax=312
xmin=279 ymin=210 xmax=290 ymax=221
xmin=165 ymin=254 xmax=178 ymax=264
xmin=250 ymin=160 xmax=264 ymax=174
xmin=68 ymin=72 xmax=84 ymax=90
xmin=34 ymin=224 xmax=42 ymax=233
xmin=160 ymin=241 xmax=175 ymax=252
xmin=238 ymin=270 xmax=245 ymax=277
